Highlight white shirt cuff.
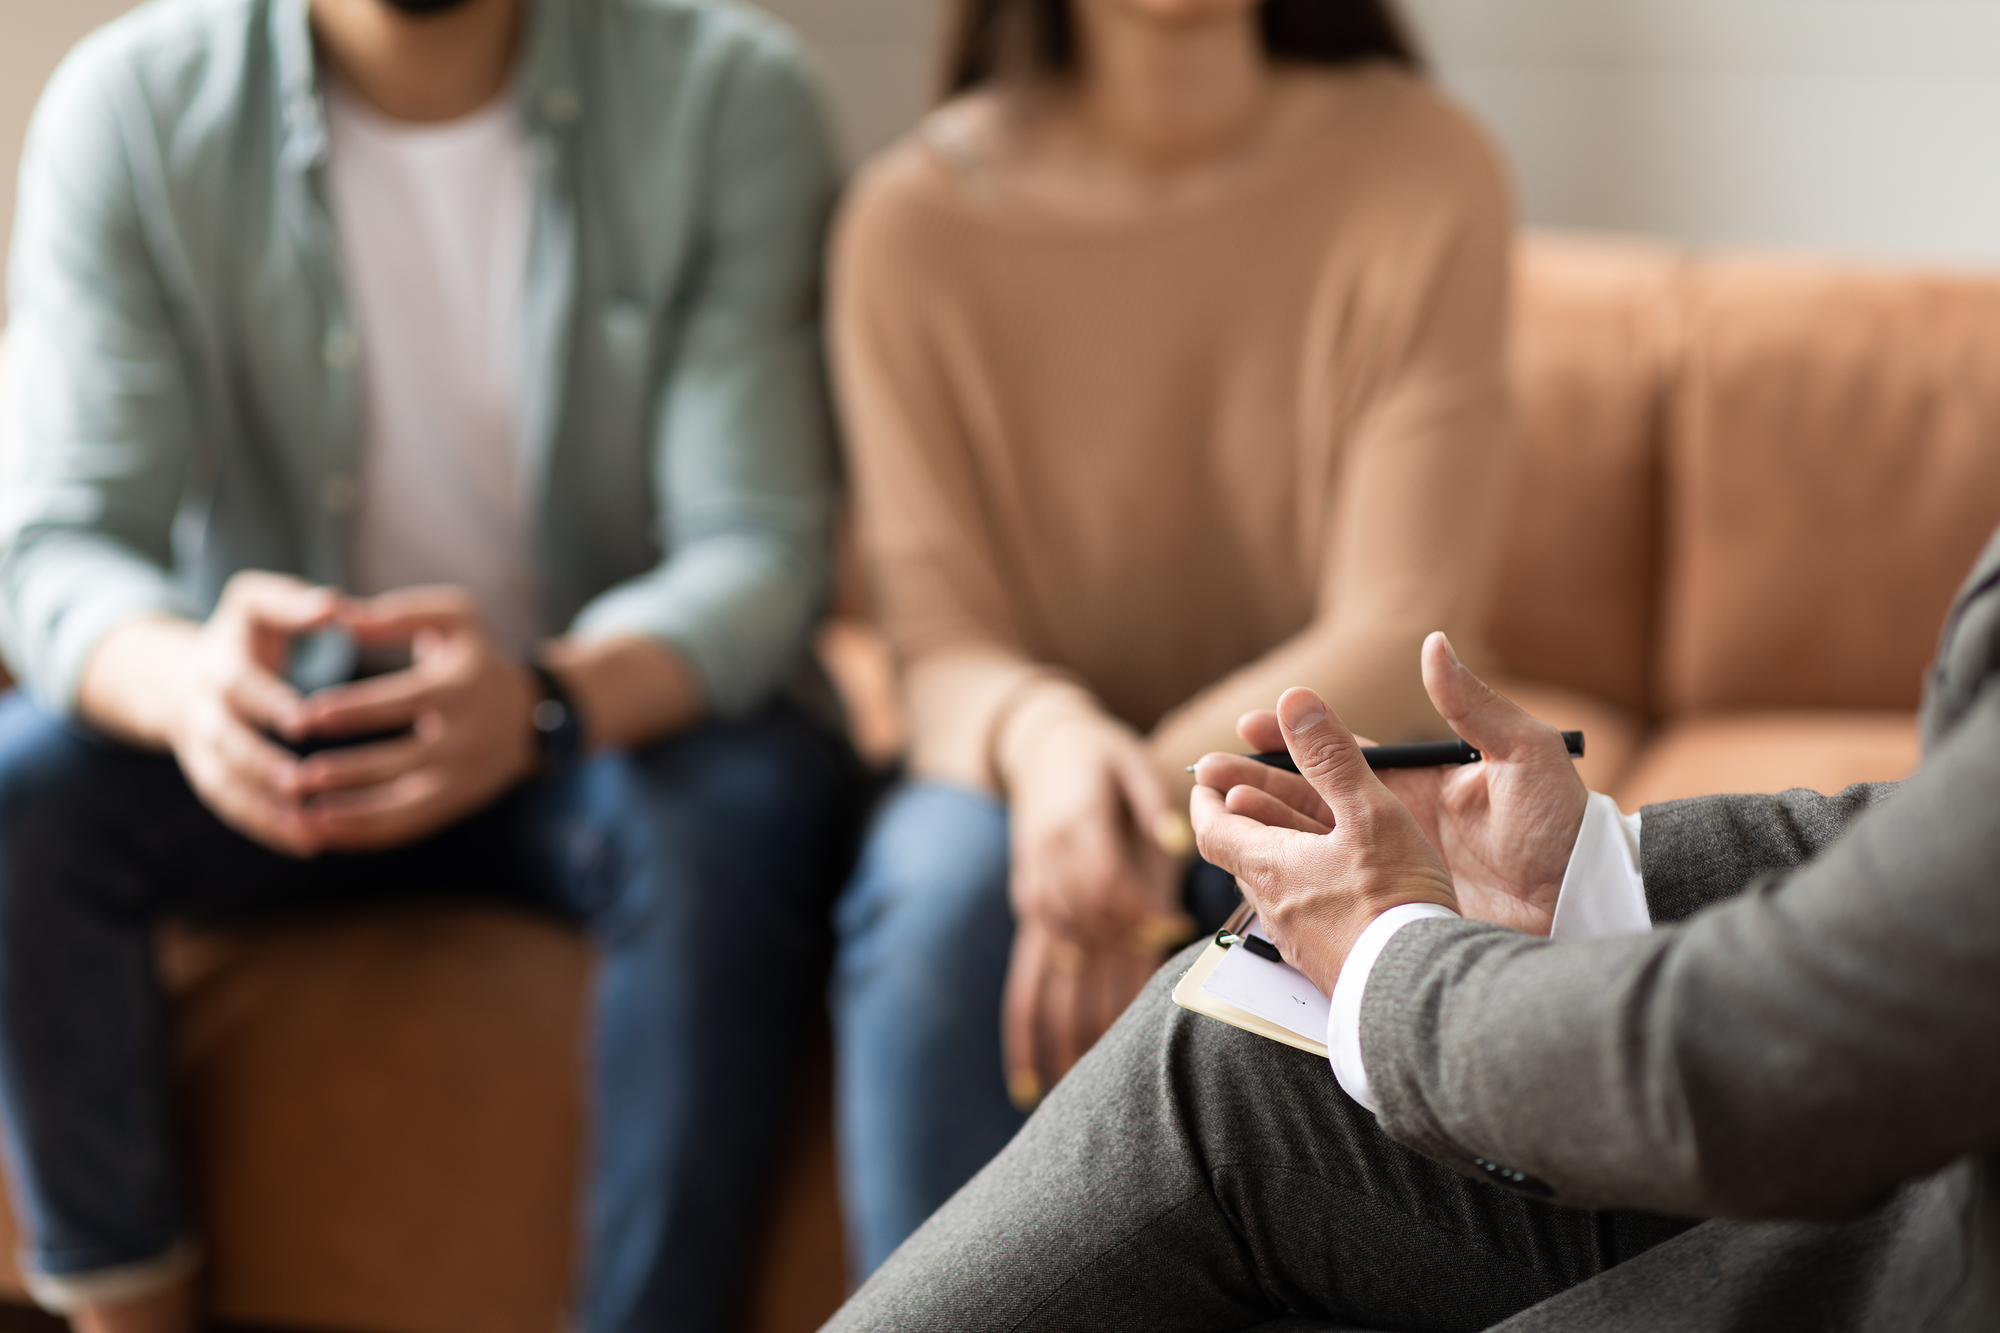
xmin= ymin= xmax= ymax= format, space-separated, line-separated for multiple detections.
xmin=1548 ymin=793 xmax=1650 ymax=942
xmin=1325 ymin=793 xmax=1651 ymax=1115
xmin=1326 ymin=902 xmax=1460 ymax=1114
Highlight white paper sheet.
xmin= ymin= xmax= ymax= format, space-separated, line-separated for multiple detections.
xmin=1197 ymin=918 xmax=1329 ymax=1046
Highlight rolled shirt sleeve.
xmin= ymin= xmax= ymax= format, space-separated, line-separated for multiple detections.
xmin=562 ymin=31 xmax=841 ymax=717
xmin=0 ymin=36 xmax=206 ymax=713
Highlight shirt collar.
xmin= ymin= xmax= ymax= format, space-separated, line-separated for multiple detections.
xmin=272 ymin=0 xmax=325 ymax=169
xmin=269 ymin=0 xmax=580 ymax=170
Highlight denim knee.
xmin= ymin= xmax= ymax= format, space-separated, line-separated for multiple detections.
xmin=574 ymin=705 xmax=854 ymax=948
xmin=832 ymin=782 xmax=1022 ymax=1275
xmin=834 ymin=781 xmax=1010 ymax=988
xmin=0 ymin=695 xmax=158 ymax=913
xmin=0 ymin=695 xmax=105 ymax=833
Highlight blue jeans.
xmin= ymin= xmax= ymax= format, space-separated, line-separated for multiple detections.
xmin=0 ymin=691 xmax=858 ymax=1333
xmin=831 ymin=780 xmax=1238 ymax=1278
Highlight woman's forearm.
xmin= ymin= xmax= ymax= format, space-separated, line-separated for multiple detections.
xmin=1144 ymin=618 xmax=1455 ymax=777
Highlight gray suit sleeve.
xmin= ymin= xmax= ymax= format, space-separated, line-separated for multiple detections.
xmin=1360 ymin=684 xmax=2000 ymax=1223
xmin=1637 ymin=783 xmax=1898 ymax=923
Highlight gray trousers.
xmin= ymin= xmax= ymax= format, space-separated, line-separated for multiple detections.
xmin=827 ymin=946 xmax=1775 ymax=1332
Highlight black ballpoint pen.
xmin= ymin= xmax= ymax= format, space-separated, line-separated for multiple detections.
xmin=1238 ymin=731 xmax=1584 ymax=773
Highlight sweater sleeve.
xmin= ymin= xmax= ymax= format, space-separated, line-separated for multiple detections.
xmin=831 ymin=156 xmax=1102 ymax=792
xmin=1143 ymin=111 xmax=1516 ymax=775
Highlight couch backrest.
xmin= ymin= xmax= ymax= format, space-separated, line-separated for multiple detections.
xmin=1659 ymin=255 xmax=2000 ymax=713
xmin=1496 ymin=235 xmax=2000 ymax=721
xmin=1490 ymin=235 xmax=1679 ymax=716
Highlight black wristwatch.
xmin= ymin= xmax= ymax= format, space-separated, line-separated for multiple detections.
xmin=525 ymin=661 xmax=584 ymax=774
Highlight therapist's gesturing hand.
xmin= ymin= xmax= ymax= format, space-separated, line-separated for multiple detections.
xmin=1193 ymin=633 xmax=1587 ymax=937
xmin=1191 ymin=686 xmax=1456 ymax=997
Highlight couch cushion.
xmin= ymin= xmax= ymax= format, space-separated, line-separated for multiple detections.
xmin=1490 ymin=234 xmax=1680 ymax=717
xmin=0 ymin=909 xmax=592 ymax=1333
xmin=1659 ymin=256 xmax=2000 ymax=714
xmin=1613 ymin=711 xmax=1919 ymax=813
xmin=167 ymin=908 xmax=590 ymax=1333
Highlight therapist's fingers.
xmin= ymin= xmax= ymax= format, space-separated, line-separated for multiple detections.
xmin=1224 ymin=783 xmax=1333 ymax=836
xmin=1275 ymin=687 xmax=1388 ymax=823
xmin=1192 ymin=751 xmax=1334 ymax=828
xmin=1241 ymin=709 xmax=1384 ymax=754
xmin=1189 ymin=783 xmax=1297 ymax=896
xmin=1235 ymin=710 xmax=1284 ymax=753
xmin=1419 ymin=632 xmax=1560 ymax=764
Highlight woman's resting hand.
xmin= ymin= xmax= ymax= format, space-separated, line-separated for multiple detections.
xmin=1001 ymin=707 xmax=1193 ymax=1107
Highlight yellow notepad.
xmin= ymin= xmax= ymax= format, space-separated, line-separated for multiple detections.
xmin=1172 ymin=917 xmax=1330 ymax=1059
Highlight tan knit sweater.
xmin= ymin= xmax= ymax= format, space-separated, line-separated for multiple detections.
xmin=831 ymin=65 xmax=1515 ymax=796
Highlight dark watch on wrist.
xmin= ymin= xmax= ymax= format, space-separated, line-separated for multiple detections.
xmin=525 ymin=661 xmax=584 ymax=773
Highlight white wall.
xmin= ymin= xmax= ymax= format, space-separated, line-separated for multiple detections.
xmin=0 ymin=0 xmax=141 ymax=321
xmin=770 ymin=0 xmax=2000 ymax=270
xmin=1404 ymin=0 xmax=2000 ymax=268
xmin=8 ymin=0 xmax=2000 ymax=292
xmin=754 ymin=0 xmax=942 ymax=165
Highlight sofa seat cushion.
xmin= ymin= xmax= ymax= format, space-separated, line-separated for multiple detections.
xmin=1613 ymin=711 xmax=1919 ymax=813
xmin=0 ymin=906 xmax=593 ymax=1333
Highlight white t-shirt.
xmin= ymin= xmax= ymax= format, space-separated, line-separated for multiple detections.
xmin=324 ymin=78 xmax=541 ymax=655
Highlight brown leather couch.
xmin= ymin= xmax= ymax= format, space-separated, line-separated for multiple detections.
xmin=1494 ymin=233 xmax=2000 ymax=806
xmin=0 ymin=231 xmax=1997 ymax=1332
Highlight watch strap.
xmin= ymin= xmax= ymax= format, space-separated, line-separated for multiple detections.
xmin=525 ymin=661 xmax=584 ymax=772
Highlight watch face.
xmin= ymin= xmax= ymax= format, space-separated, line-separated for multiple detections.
xmin=527 ymin=663 xmax=583 ymax=771
xmin=532 ymin=698 xmax=568 ymax=733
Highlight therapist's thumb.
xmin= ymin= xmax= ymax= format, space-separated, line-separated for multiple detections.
xmin=1420 ymin=632 xmax=1549 ymax=763
xmin=1276 ymin=687 xmax=1377 ymax=820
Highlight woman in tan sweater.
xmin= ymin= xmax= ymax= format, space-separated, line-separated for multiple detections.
xmin=830 ymin=0 xmax=1514 ymax=1275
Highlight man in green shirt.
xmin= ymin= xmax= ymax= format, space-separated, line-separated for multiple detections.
xmin=0 ymin=0 xmax=852 ymax=1329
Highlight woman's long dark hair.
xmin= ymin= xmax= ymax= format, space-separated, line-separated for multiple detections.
xmin=943 ymin=0 xmax=1422 ymax=97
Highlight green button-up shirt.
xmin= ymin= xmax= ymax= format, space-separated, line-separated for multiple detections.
xmin=0 ymin=0 xmax=841 ymax=717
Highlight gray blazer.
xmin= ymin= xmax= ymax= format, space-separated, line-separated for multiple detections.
xmin=1363 ymin=528 xmax=2000 ymax=1330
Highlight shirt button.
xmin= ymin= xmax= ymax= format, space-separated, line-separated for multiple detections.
xmin=320 ymin=472 xmax=360 ymax=515
xmin=322 ymin=326 xmax=361 ymax=371
xmin=540 ymin=86 xmax=580 ymax=124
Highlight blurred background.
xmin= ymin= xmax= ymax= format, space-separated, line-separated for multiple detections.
xmin=1 ymin=5 xmax=1997 ymax=1333
xmin=11 ymin=0 xmax=2000 ymax=325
